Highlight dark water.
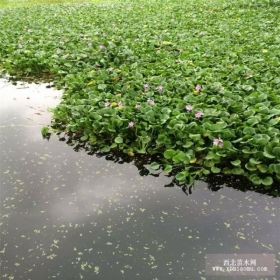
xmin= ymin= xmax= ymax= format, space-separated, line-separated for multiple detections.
xmin=0 ymin=79 xmax=279 ymax=280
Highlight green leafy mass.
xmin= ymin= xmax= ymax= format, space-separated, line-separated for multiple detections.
xmin=0 ymin=0 xmax=280 ymax=187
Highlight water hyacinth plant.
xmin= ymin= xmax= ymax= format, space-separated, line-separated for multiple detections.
xmin=0 ymin=0 xmax=280 ymax=189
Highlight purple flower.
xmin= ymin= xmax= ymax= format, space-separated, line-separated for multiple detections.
xmin=213 ymin=137 xmax=224 ymax=147
xmin=99 ymin=44 xmax=106 ymax=50
xmin=143 ymin=84 xmax=149 ymax=91
xmin=118 ymin=101 xmax=124 ymax=108
xmin=128 ymin=121 xmax=135 ymax=128
xmin=147 ymin=98 xmax=155 ymax=106
xmin=195 ymin=84 xmax=202 ymax=92
xmin=185 ymin=104 xmax=193 ymax=112
xmin=195 ymin=111 xmax=203 ymax=119
xmin=156 ymin=85 xmax=164 ymax=93
xmin=135 ymin=103 xmax=141 ymax=109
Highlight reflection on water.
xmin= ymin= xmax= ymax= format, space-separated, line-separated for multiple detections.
xmin=0 ymin=79 xmax=279 ymax=279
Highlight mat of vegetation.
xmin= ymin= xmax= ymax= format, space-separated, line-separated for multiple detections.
xmin=0 ymin=0 xmax=280 ymax=187
xmin=0 ymin=0 xmax=92 ymax=8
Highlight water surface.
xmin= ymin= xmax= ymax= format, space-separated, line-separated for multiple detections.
xmin=0 ymin=79 xmax=279 ymax=279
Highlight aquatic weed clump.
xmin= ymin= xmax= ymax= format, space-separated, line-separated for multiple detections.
xmin=0 ymin=0 xmax=280 ymax=187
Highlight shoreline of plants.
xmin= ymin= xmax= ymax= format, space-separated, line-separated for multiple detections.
xmin=1 ymin=0 xmax=280 ymax=189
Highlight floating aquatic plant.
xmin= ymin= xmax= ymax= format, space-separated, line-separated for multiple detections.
xmin=0 ymin=0 xmax=279 ymax=188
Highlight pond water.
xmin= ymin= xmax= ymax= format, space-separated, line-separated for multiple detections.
xmin=0 ymin=79 xmax=279 ymax=279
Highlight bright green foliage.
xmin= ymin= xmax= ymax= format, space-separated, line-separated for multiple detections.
xmin=0 ymin=0 xmax=96 ymax=8
xmin=0 ymin=0 xmax=280 ymax=187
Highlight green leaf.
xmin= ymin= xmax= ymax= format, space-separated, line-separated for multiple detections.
xmin=205 ymin=152 xmax=216 ymax=160
xmin=271 ymin=164 xmax=280 ymax=175
xmin=211 ymin=166 xmax=221 ymax=173
xmin=100 ymin=146 xmax=110 ymax=153
xmin=202 ymin=169 xmax=210 ymax=175
xmin=272 ymin=147 xmax=280 ymax=158
xmin=189 ymin=134 xmax=201 ymax=141
xmin=161 ymin=41 xmax=173 ymax=46
xmin=90 ymin=112 xmax=102 ymax=121
xmin=231 ymin=167 xmax=244 ymax=175
xmin=245 ymin=162 xmax=257 ymax=171
xmin=97 ymin=84 xmax=107 ymax=90
xmin=175 ymin=171 xmax=188 ymax=183
xmin=41 ymin=126 xmax=50 ymax=139
xmin=263 ymin=151 xmax=275 ymax=159
xmin=183 ymin=141 xmax=193 ymax=148
xmin=262 ymin=176 xmax=273 ymax=186
xmin=164 ymin=149 xmax=176 ymax=159
xmin=80 ymin=135 xmax=88 ymax=141
xmin=243 ymin=127 xmax=255 ymax=135
xmin=172 ymin=151 xmax=189 ymax=163
xmin=252 ymin=134 xmax=270 ymax=146
xmin=256 ymin=164 xmax=268 ymax=173
xmin=140 ymin=135 xmax=151 ymax=144
xmin=247 ymin=117 xmax=261 ymax=127
xmin=163 ymin=165 xmax=172 ymax=174
xmin=249 ymin=174 xmax=261 ymax=185
xmin=204 ymin=160 xmax=215 ymax=168
xmin=114 ymin=136 xmax=123 ymax=144
xmin=150 ymin=162 xmax=160 ymax=170
xmin=242 ymin=148 xmax=256 ymax=154
xmin=231 ymin=159 xmax=241 ymax=166
xmin=249 ymin=158 xmax=261 ymax=165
